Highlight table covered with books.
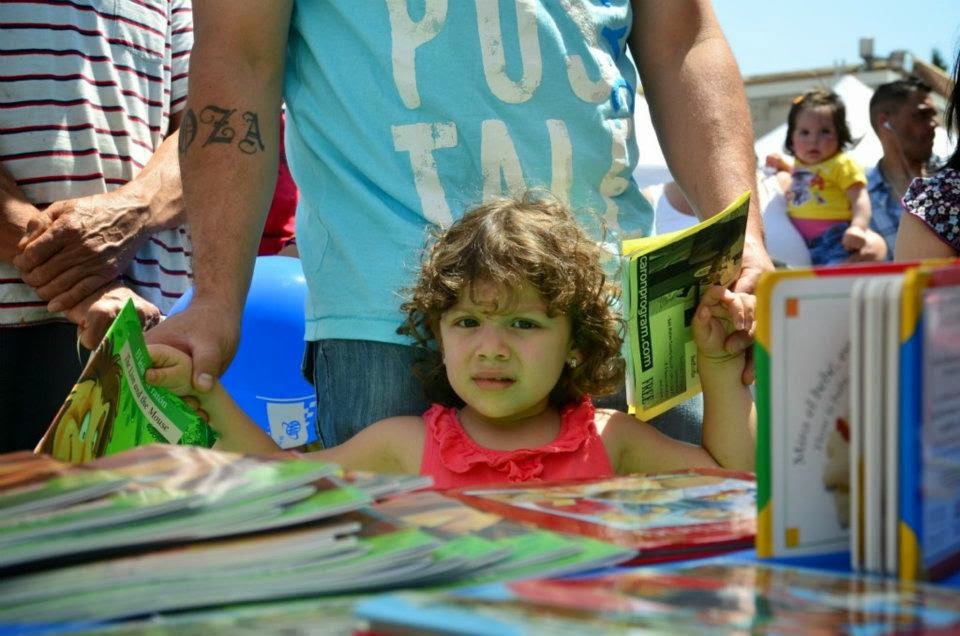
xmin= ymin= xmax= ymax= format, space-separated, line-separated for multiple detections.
xmin=2 ymin=443 xmax=959 ymax=635
xmin=6 ymin=246 xmax=960 ymax=633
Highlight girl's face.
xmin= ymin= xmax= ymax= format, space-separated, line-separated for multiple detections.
xmin=438 ymin=280 xmax=577 ymax=426
xmin=791 ymin=106 xmax=840 ymax=165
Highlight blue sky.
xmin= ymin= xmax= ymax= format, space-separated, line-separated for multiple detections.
xmin=712 ymin=0 xmax=960 ymax=77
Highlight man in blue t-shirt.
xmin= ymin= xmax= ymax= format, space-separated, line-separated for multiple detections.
xmin=150 ymin=1 xmax=771 ymax=448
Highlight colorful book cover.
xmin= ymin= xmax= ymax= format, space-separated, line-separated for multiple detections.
xmin=0 ymin=521 xmax=364 ymax=624
xmin=355 ymin=559 xmax=960 ymax=635
xmin=0 ymin=451 xmax=88 ymax=491
xmin=375 ymin=491 xmax=550 ymax=573
xmin=374 ymin=490 xmax=633 ymax=582
xmin=0 ymin=444 xmax=347 ymax=571
xmin=622 ymin=191 xmax=749 ymax=419
xmin=337 ymin=469 xmax=433 ymax=500
xmin=449 ymin=469 xmax=756 ymax=562
xmin=899 ymin=264 xmax=960 ymax=581
xmin=754 ymin=262 xmax=921 ymax=559
xmin=35 ymin=300 xmax=217 ymax=463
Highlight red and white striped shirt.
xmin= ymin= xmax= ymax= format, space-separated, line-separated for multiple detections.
xmin=0 ymin=0 xmax=193 ymax=326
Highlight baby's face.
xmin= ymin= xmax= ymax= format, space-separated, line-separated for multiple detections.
xmin=792 ymin=106 xmax=840 ymax=165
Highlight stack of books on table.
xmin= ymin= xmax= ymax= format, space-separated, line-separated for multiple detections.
xmin=0 ymin=444 xmax=632 ymax=627
xmin=755 ymin=260 xmax=960 ymax=582
xmin=0 ymin=443 xmax=767 ymax=629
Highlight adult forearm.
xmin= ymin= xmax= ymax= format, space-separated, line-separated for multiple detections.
xmin=179 ymin=0 xmax=291 ymax=317
xmin=631 ymin=0 xmax=760 ymax=238
xmin=0 ymin=166 xmax=39 ymax=263
xmin=113 ymin=129 xmax=186 ymax=236
xmin=181 ymin=102 xmax=280 ymax=318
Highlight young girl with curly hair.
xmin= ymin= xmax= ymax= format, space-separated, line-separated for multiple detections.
xmin=146 ymin=192 xmax=756 ymax=487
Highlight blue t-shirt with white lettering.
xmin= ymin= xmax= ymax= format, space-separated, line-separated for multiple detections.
xmin=284 ymin=0 xmax=652 ymax=344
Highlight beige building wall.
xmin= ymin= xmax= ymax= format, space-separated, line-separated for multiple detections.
xmin=742 ymin=61 xmax=950 ymax=139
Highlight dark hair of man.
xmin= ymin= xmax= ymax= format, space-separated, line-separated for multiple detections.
xmin=868 ymin=76 xmax=933 ymax=133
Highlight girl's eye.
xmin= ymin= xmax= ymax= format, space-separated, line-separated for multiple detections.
xmin=454 ymin=317 xmax=479 ymax=328
xmin=511 ymin=318 xmax=539 ymax=329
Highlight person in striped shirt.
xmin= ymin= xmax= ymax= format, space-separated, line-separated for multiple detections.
xmin=0 ymin=1 xmax=193 ymax=452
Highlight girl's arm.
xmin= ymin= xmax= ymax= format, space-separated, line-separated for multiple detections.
xmin=302 ymin=417 xmax=425 ymax=475
xmin=599 ymin=410 xmax=721 ymax=474
xmin=147 ymin=344 xmax=281 ymax=454
xmin=602 ymin=286 xmax=756 ymax=474
xmin=146 ymin=343 xmax=424 ymax=472
xmin=694 ymin=287 xmax=757 ymax=471
xmin=842 ymin=183 xmax=871 ymax=252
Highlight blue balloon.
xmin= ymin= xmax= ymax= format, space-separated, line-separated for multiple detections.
xmin=168 ymin=256 xmax=317 ymax=448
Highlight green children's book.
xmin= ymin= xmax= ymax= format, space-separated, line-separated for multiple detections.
xmin=35 ymin=300 xmax=217 ymax=463
xmin=621 ymin=192 xmax=750 ymax=419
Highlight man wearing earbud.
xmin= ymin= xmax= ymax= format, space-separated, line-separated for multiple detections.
xmin=867 ymin=78 xmax=940 ymax=259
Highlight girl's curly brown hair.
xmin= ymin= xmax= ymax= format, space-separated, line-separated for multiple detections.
xmin=399 ymin=190 xmax=624 ymax=409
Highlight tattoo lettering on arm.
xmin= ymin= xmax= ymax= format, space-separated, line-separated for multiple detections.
xmin=178 ymin=108 xmax=198 ymax=153
xmin=200 ymin=105 xmax=237 ymax=146
xmin=238 ymin=112 xmax=265 ymax=155
xmin=181 ymin=105 xmax=266 ymax=155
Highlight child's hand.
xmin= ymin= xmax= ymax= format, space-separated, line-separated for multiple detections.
xmin=764 ymin=153 xmax=792 ymax=173
xmin=145 ymin=344 xmax=210 ymax=421
xmin=842 ymin=225 xmax=867 ymax=252
xmin=693 ymin=286 xmax=756 ymax=363
xmin=145 ymin=343 xmax=195 ymax=393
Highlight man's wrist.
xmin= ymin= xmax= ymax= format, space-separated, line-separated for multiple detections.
xmin=114 ymin=168 xmax=183 ymax=234
xmin=181 ymin=286 xmax=247 ymax=331
xmin=0 ymin=199 xmax=41 ymax=262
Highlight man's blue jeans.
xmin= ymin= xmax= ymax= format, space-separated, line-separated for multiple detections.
xmin=305 ymin=339 xmax=704 ymax=448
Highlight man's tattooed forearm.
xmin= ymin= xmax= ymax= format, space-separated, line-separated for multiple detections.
xmin=178 ymin=104 xmax=267 ymax=155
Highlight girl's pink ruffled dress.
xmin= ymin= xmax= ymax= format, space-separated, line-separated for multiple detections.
xmin=420 ymin=398 xmax=614 ymax=489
